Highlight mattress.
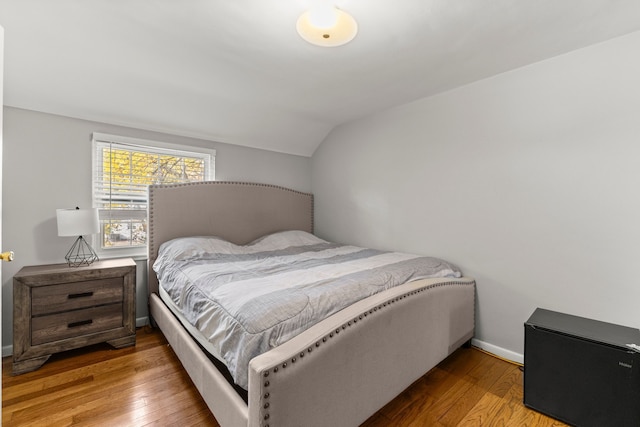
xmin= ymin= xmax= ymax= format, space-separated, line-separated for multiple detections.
xmin=153 ymin=230 xmax=462 ymax=388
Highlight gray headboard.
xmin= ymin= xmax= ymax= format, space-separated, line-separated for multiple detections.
xmin=147 ymin=181 xmax=314 ymax=295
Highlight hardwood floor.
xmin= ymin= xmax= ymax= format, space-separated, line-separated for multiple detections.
xmin=3 ymin=327 xmax=567 ymax=426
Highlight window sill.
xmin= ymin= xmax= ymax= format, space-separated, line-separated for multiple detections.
xmin=96 ymin=248 xmax=148 ymax=262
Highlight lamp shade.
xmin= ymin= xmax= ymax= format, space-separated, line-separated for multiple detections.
xmin=56 ymin=208 xmax=100 ymax=237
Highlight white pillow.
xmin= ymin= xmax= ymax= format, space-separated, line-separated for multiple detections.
xmin=157 ymin=230 xmax=326 ymax=263
xmin=156 ymin=236 xmax=242 ymax=263
xmin=248 ymin=230 xmax=327 ymax=251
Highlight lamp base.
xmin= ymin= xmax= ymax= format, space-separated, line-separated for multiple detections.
xmin=65 ymin=236 xmax=99 ymax=267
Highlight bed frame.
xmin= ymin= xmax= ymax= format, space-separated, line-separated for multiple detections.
xmin=148 ymin=181 xmax=475 ymax=427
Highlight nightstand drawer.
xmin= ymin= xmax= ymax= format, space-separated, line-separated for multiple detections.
xmin=31 ymin=303 xmax=124 ymax=345
xmin=32 ymin=278 xmax=124 ymax=316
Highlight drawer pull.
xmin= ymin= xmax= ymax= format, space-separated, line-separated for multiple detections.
xmin=68 ymin=292 xmax=94 ymax=299
xmin=68 ymin=319 xmax=93 ymax=328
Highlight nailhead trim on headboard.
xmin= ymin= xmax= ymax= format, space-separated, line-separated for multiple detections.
xmin=148 ymin=181 xmax=314 ymax=255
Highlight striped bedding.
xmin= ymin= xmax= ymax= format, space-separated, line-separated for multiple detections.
xmin=153 ymin=230 xmax=462 ymax=389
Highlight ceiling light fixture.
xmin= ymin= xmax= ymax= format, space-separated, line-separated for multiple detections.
xmin=296 ymin=4 xmax=358 ymax=47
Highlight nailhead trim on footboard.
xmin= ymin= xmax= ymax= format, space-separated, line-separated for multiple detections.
xmin=257 ymin=279 xmax=476 ymax=426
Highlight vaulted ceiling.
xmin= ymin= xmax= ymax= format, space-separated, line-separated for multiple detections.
xmin=2 ymin=0 xmax=640 ymax=156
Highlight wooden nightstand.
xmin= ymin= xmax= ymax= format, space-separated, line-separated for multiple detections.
xmin=12 ymin=258 xmax=136 ymax=375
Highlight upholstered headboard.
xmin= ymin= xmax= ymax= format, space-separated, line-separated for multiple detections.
xmin=147 ymin=181 xmax=314 ymax=295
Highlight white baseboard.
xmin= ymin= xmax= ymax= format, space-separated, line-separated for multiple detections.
xmin=2 ymin=316 xmax=151 ymax=358
xmin=471 ymin=338 xmax=524 ymax=365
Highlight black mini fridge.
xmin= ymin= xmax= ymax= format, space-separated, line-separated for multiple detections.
xmin=524 ymin=308 xmax=640 ymax=427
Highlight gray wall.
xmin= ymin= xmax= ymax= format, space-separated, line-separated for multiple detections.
xmin=1 ymin=107 xmax=310 ymax=352
xmin=312 ymin=30 xmax=640 ymax=361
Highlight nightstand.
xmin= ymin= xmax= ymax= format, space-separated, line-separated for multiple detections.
xmin=12 ymin=258 xmax=136 ymax=375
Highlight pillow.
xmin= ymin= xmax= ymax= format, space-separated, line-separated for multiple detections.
xmin=156 ymin=236 xmax=242 ymax=264
xmin=156 ymin=230 xmax=326 ymax=263
xmin=154 ymin=231 xmax=328 ymax=280
xmin=248 ymin=230 xmax=327 ymax=251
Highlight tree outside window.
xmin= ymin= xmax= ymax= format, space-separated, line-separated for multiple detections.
xmin=93 ymin=134 xmax=215 ymax=250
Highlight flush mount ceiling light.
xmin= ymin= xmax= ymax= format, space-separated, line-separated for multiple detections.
xmin=296 ymin=4 xmax=358 ymax=47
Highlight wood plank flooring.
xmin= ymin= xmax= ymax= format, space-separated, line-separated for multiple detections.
xmin=3 ymin=327 xmax=567 ymax=426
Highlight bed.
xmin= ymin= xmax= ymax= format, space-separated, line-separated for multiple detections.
xmin=147 ymin=181 xmax=475 ymax=427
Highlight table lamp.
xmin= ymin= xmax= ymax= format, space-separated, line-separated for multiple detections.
xmin=56 ymin=207 xmax=100 ymax=267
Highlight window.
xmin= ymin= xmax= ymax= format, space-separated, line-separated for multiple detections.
xmin=92 ymin=133 xmax=215 ymax=254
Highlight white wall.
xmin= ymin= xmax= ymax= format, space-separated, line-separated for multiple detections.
xmin=312 ymin=30 xmax=640 ymax=361
xmin=1 ymin=107 xmax=311 ymax=351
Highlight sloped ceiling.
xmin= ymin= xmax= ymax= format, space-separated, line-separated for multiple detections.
xmin=2 ymin=0 xmax=640 ymax=156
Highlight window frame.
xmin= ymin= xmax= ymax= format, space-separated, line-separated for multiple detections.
xmin=91 ymin=132 xmax=216 ymax=259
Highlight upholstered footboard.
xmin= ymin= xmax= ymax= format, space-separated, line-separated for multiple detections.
xmin=152 ymin=277 xmax=474 ymax=427
xmin=247 ymin=277 xmax=474 ymax=426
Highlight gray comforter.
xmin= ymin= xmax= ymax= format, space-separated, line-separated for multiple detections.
xmin=153 ymin=230 xmax=461 ymax=389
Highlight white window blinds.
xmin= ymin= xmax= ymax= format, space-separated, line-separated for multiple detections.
xmin=92 ymin=133 xmax=215 ymax=250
